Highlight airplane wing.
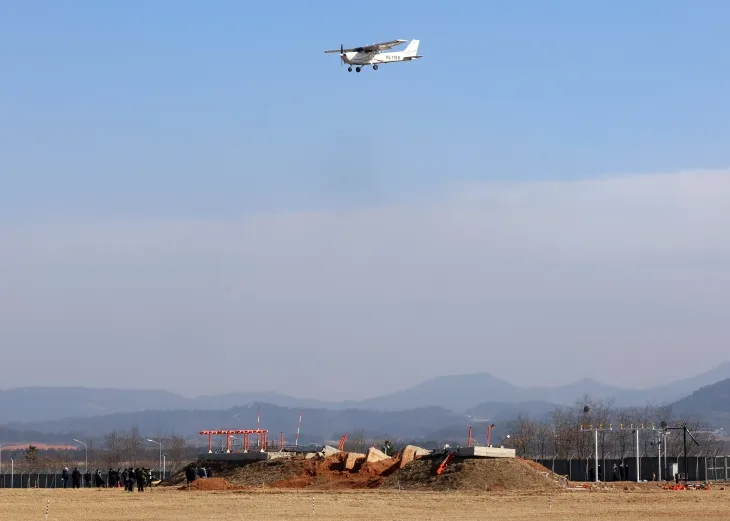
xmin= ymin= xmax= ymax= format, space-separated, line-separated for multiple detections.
xmin=324 ymin=39 xmax=408 ymax=53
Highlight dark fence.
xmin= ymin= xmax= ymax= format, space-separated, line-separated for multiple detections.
xmin=0 ymin=471 xmax=168 ymax=489
xmin=534 ymin=455 xmax=730 ymax=482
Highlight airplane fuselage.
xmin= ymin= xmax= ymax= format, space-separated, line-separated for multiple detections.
xmin=342 ymin=51 xmax=408 ymax=65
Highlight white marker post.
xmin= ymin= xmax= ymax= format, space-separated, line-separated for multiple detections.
xmin=636 ymin=427 xmax=641 ymax=483
xmin=594 ymin=430 xmax=599 ymax=482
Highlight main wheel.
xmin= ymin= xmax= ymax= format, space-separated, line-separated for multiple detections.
xmin=373 ymin=65 xmax=378 ymax=70
xmin=356 ymin=67 xmax=361 ymax=72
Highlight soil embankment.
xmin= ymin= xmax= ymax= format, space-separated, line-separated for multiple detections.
xmin=176 ymin=451 xmax=564 ymax=492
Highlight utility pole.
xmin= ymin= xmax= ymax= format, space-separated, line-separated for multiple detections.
xmin=595 ymin=429 xmax=599 ymax=482
xmin=581 ymin=423 xmax=659 ymax=483
xmin=636 ymin=429 xmax=641 ymax=483
xmin=579 ymin=424 xmax=605 ymax=482
xmin=661 ymin=421 xmax=700 ymax=482
xmin=147 ymin=439 xmax=163 ymax=479
xmin=73 ymin=439 xmax=88 ymax=473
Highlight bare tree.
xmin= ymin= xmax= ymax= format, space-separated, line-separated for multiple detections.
xmin=505 ymin=414 xmax=538 ymax=457
xmin=162 ymin=435 xmax=189 ymax=474
xmin=612 ymin=408 xmax=636 ymax=460
xmin=120 ymin=426 xmax=143 ymax=467
xmin=102 ymin=430 xmax=124 ymax=468
xmin=534 ymin=421 xmax=553 ymax=460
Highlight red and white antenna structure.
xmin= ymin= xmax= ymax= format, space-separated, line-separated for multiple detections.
xmin=295 ymin=407 xmax=303 ymax=447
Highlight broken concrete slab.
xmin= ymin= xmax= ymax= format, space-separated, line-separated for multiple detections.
xmin=323 ymin=445 xmax=339 ymax=457
xmin=366 ymin=447 xmax=389 ymax=463
xmin=344 ymin=452 xmax=366 ymax=470
xmin=456 ymin=446 xmax=516 ymax=458
xmin=400 ymin=445 xmax=432 ymax=467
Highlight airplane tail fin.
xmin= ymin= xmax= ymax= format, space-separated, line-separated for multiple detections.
xmin=403 ymin=39 xmax=419 ymax=57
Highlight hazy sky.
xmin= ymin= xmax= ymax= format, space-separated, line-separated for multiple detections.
xmin=2 ymin=1 xmax=729 ymax=399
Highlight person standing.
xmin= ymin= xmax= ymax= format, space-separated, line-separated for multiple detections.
xmin=71 ymin=468 xmax=81 ymax=489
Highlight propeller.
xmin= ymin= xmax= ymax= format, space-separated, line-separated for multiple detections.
xmin=340 ymin=43 xmax=344 ymax=66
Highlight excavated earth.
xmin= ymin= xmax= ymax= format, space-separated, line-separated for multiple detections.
xmin=381 ymin=457 xmax=565 ymax=492
xmin=174 ymin=452 xmax=565 ymax=492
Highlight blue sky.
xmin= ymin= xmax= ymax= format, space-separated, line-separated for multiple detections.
xmin=2 ymin=1 xmax=730 ymax=397
xmin=3 ymin=0 xmax=729 ymax=218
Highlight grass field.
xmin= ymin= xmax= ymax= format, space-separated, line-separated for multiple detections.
xmin=2 ymin=488 xmax=730 ymax=521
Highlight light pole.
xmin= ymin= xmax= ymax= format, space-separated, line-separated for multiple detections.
xmin=73 ymin=439 xmax=88 ymax=472
xmin=0 ymin=445 xmax=4 ymax=475
xmin=147 ymin=439 xmax=162 ymax=480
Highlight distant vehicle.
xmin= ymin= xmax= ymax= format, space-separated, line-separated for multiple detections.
xmin=324 ymin=39 xmax=422 ymax=72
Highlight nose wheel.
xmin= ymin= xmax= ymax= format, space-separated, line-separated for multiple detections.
xmin=348 ymin=66 xmax=352 ymax=72
xmin=373 ymin=65 xmax=378 ymax=70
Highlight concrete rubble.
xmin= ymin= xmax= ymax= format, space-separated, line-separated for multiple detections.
xmin=400 ymin=445 xmax=432 ymax=468
xmin=344 ymin=452 xmax=366 ymax=470
xmin=366 ymin=447 xmax=389 ymax=463
xmin=322 ymin=445 xmax=339 ymax=457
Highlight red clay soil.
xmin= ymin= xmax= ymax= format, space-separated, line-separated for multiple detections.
xmin=179 ymin=477 xmax=241 ymax=491
xmin=205 ymin=453 xmax=402 ymax=491
xmin=268 ymin=453 xmax=401 ymax=490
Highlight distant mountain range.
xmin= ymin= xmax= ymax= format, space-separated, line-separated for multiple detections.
xmin=2 ymin=379 xmax=730 ymax=447
xmin=4 ymin=403 xmax=469 ymax=446
xmin=2 ymin=362 xmax=730 ymax=425
xmin=668 ymin=377 xmax=730 ymax=431
xmin=350 ymin=362 xmax=730 ymax=412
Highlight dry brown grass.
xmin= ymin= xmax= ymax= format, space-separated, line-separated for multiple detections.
xmin=2 ymin=487 xmax=730 ymax=521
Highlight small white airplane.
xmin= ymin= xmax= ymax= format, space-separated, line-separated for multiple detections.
xmin=324 ymin=39 xmax=422 ymax=72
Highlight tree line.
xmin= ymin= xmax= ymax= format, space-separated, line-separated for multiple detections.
xmin=500 ymin=394 xmax=727 ymax=460
xmin=1 ymin=426 xmax=193 ymax=474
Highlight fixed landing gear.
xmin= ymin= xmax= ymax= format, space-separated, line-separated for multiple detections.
xmin=347 ymin=65 xmax=375 ymax=73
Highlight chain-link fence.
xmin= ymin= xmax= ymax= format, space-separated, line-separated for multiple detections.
xmin=0 ymin=470 xmax=168 ymax=489
xmin=534 ymin=455 xmax=730 ymax=482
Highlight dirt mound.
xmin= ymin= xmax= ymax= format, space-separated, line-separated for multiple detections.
xmin=174 ymin=453 xmax=562 ymax=493
xmin=192 ymin=452 xmax=401 ymax=490
xmin=381 ymin=457 xmax=565 ymax=492
xmin=179 ymin=477 xmax=239 ymax=491
xmin=226 ymin=457 xmax=311 ymax=487
xmin=521 ymin=458 xmax=553 ymax=474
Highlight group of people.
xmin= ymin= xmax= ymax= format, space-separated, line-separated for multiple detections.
xmin=611 ymin=463 xmax=632 ymax=481
xmin=60 ymin=467 xmax=153 ymax=491
xmin=124 ymin=468 xmax=152 ymax=492
xmin=184 ymin=465 xmax=212 ymax=484
xmin=60 ymin=467 xmax=104 ymax=488
xmin=60 ymin=467 xmax=84 ymax=488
